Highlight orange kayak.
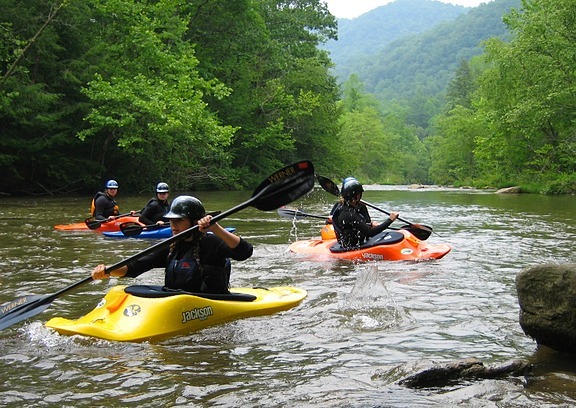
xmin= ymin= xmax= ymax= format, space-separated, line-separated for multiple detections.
xmin=289 ymin=226 xmax=451 ymax=262
xmin=54 ymin=216 xmax=141 ymax=232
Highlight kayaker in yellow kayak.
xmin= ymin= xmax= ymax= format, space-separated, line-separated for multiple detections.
xmin=332 ymin=178 xmax=399 ymax=249
xmin=91 ymin=195 xmax=253 ymax=294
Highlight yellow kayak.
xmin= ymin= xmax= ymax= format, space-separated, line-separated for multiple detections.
xmin=46 ymin=285 xmax=307 ymax=342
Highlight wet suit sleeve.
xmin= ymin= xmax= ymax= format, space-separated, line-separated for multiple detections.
xmin=138 ymin=199 xmax=161 ymax=225
xmin=343 ymin=210 xmax=393 ymax=238
xmin=228 ymin=238 xmax=253 ymax=261
xmin=93 ymin=195 xmax=110 ymax=221
xmin=200 ymin=236 xmax=253 ymax=266
xmin=355 ymin=216 xmax=394 ymax=238
xmin=124 ymin=247 xmax=170 ymax=278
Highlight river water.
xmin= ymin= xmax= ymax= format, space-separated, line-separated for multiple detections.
xmin=0 ymin=186 xmax=575 ymax=407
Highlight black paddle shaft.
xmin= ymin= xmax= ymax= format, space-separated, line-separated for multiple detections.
xmin=0 ymin=161 xmax=315 ymax=331
xmin=85 ymin=212 xmax=138 ymax=230
xmin=277 ymin=207 xmax=329 ymax=221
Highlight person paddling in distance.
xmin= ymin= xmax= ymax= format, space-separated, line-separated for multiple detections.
xmin=91 ymin=195 xmax=253 ymax=294
xmin=91 ymin=180 xmax=136 ymax=221
xmin=138 ymin=182 xmax=170 ymax=226
xmin=333 ymin=178 xmax=399 ymax=249
xmin=328 ymin=177 xmax=375 ymax=227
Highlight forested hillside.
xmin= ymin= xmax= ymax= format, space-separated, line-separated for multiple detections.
xmin=324 ymin=0 xmax=521 ymax=132
xmin=426 ymin=0 xmax=575 ymax=193
xmin=0 ymin=0 xmax=340 ymax=195
xmin=332 ymin=0 xmax=574 ymax=193
xmin=357 ymin=0 xmax=520 ymax=102
xmin=324 ymin=0 xmax=470 ymax=82
xmin=0 ymin=0 xmax=574 ymax=195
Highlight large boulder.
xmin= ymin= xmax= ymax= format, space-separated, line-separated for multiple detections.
xmin=516 ymin=263 xmax=576 ymax=354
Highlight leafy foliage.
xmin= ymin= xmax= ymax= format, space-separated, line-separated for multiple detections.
xmin=0 ymin=0 xmax=573 ymax=195
xmin=329 ymin=0 xmax=520 ymax=131
xmin=0 ymin=0 xmax=341 ymax=194
xmin=77 ymin=0 xmax=237 ymax=190
xmin=336 ymin=76 xmax=429 ymax=184
xmin=428 ymin=0 xmax=576 ymax=193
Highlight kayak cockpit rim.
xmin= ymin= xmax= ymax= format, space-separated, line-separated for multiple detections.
xmin=124 ymin=285 xmax=257 ymax=302
xmin=329 ymin=230 xmax=405 ymax=253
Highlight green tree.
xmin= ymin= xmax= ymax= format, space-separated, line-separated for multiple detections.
xmin=0 ymin=0 xmax=345 ymax=194
xmin=337 ymin=77 xmax=429 ymax=184
xmin=427 ymin=56 xmax=487 ymax=186
xmin=0 ymin=0 xmax=100 ymax=194
xmin=77 ymin=0 xmax=237 ymax=190
xmin=474 ymin=0 xmax=576 ymax=189
xmin=428 ymin=106 xmax=484 ymax=185
xmin=446 ymin=59 xmax=474 ymax=109
xmin=187 ymin=0 xmax=340 ymax=179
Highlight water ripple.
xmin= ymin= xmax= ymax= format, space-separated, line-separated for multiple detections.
xmin=0 ymin=191 xmax=575 ymax=407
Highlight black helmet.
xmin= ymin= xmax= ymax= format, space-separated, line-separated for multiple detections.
xmin=341 ymin=179 xmax=364 ymax=201
xmin=165 ymin=195 xmax=205 ymax=220
xmin=341 ymin=177 xmax=357 ymax=192
xmin=105 ymin=179 xmax=119 ymax=189
xmin=156 ymin=182 xmax=169 ymax=193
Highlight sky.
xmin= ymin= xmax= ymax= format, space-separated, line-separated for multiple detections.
xmin=324 ymin=0 xmax=494 ymax=19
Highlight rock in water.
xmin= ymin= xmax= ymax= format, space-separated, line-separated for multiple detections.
xmin=516 ymin=263 xmax=576 ymax=354
xmin=398 ymin=358 xmax=531 ymax=388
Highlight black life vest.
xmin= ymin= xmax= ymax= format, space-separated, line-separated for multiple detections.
xmin=165 ymin=243 xmax=231 ymax=294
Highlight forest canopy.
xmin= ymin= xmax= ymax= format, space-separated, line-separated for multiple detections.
xmin=427 ymin=0 xmax=576 ymax=193
xmin=0 ymin=0 xmax=341 ymax=194
xmin=1 ymin=0 xmax=574 ymax=195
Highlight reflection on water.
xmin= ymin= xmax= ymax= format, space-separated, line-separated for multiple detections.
xmin=0 ymin=189 xmax=575 ymax=407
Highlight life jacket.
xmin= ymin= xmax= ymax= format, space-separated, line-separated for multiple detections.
xmin=90 ymin=191 xmax=119 ymax=217
xmin=334 ymin=204 xmax=369 ymax=248
xmin=165 ymin=242 xmax=231 ymax=294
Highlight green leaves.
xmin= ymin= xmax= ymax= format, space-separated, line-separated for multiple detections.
xmin=476 ymin=0 xmax=576 ymax=182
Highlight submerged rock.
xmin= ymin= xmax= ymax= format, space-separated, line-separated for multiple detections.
xmin=398 ymin=358 xmax=531 ymax=388
xmin=496 ymin=186 xmax=522 ymax=193
xmin=516 ymin=263 xmax=576 ymax=354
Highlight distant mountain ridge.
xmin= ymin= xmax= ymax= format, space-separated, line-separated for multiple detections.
xmin=325 ymin=0 xmax=471 ymax=80
xmin=325 ymin=0 xmax=521 ymax=107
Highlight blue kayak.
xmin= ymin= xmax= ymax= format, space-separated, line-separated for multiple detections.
xmin=103 ymin=226 xmax=236 ymax=239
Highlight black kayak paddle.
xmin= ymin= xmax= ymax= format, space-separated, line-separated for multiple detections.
xmin=277 ymin=207 xmax=330 ymax=221
xmin=119 ymin=210 xmax=221 ymax=236
xmin=120 ymin=221 xmax=169 ymax=237
xmin=85 ymin=212 xmax=139 ymax=230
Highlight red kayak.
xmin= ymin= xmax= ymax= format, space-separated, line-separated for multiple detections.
xmin=289 ymin=225 xmax=451 ymax=262
xmin=54 ymin=216 xmax=141 ymax=232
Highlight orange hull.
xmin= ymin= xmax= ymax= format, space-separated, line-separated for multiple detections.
xmin=54 ymin=216 xmax=141 ymax=232
xmin=289 ymin=229 xmax=451 ymax=261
